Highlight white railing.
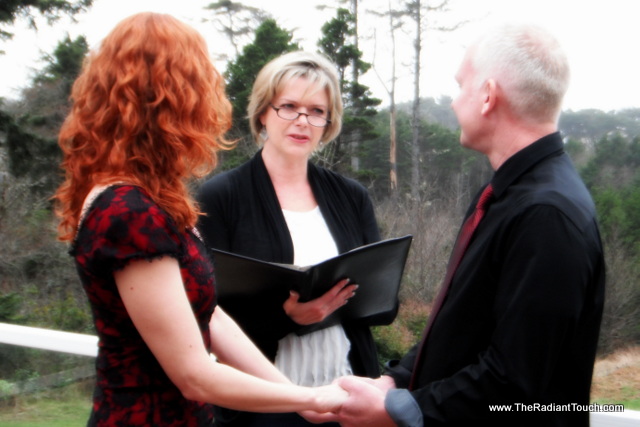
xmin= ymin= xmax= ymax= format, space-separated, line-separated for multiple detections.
xmin=0 ymin=322 xmax=637 ymax=426
xmin=0 ymin=322 xmax=98 ymax=357
xmin=591 ymin=410 xmax=640 ymax=426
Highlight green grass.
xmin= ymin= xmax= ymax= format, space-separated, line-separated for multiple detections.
xmin=626 ymin=400 xmax=640 ymax=411
xmin=617 ymin=386 xmax=640 ymax=410
xmin=0 ymin=381 xmax=92 ymax=426
xmin=592 ymin=384 xmax=640 ymax=410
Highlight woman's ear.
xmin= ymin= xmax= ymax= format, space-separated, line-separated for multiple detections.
xmin=481 ymin=78 xmax=498 ymax=115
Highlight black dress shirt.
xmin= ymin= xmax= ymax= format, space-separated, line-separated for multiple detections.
xmin=386 ymin=132 xmax=606 ymax=427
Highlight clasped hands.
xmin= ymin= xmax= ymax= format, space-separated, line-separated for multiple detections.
xmin=302 ymin=375 xmax=397 ymax=426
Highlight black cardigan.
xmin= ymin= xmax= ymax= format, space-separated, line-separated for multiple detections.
xmin=196 ymin=150 xmax=389 ymax=378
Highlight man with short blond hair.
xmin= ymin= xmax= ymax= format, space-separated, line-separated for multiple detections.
xmin=320 ymin=23 xmax=605 ymax=427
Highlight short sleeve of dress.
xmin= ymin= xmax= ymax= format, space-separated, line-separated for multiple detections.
xmin=73 ymin=186 xmax=185 ymax=276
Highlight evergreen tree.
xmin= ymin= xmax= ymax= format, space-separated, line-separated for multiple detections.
xmin=221 ymin=19 xmax=299 ymax=169
xmin=36 ymin=34 xmax=88 ymax=94
xmin=203 ymin=1 xmax=269 ymax=60
xmin=581 ymin=134 xmax=640 ymax=351
xmin=0 ymin=0 xmax=92 ymax=49
xmin=3 ymin=35 xmax=88 ymax=193
xmin=317 ymin=7 xmax=380 ymax=174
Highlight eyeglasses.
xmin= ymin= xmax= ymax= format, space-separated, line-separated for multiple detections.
xmin=269 ymin=104 xmax=331 ymax=128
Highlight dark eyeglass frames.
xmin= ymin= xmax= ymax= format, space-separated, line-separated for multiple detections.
xmin=269 ymin=104 xmax=331 ymax=128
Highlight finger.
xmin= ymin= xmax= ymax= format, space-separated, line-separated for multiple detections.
xmin=327 ymin=284 xmax=357 ymax=305
xmin=316 ymin=280 xmax=356 ymax=309
xmin=335 ymin=285 xmax=357 ymax=308
xmin=327 ymin=278 xmax=351 ymax=297
xmin=287 ymin=290 xmax=300 ymax=304
xmin=282 ymin=291 xmax=301 ymax=315
xmin=336 ymin=277 xmax=351 ymax=287
xmin=337 ymin=375 xmax=372 ymax=393
xmin=315 ymin=283 xmax=348 ymax=304
xmin=337 ymin=283 xmax=358 ymax=298
xmin=300 ymin=410 xmax=340 ymax=423
xmin=372 ymin=375 xmax=397 ymax=392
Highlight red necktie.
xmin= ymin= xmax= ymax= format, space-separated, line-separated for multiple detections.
xmin=409 ymin=184 xmax=494 ymax=390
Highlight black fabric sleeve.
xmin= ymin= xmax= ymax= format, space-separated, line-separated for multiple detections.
xmin=384 ymin=343 xmax=420 ymax=389
xmin=195 ymin=176 xmax=233 ymax=252
xmin=195 ymin=169 xmax=299 ymax=360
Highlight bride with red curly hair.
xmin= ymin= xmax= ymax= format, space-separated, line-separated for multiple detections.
xmin=53 ymin=12 xmax=346 ymax=426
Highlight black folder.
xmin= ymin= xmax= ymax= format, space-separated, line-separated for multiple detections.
xmin=210 ymin=235 xmax=412 ymax=321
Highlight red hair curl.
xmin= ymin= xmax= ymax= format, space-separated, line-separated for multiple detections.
xmin=54 ymin=13 xmax=232 ymax=241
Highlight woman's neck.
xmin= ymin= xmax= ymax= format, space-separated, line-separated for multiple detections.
xmin=261 ymin=145 xmax=309 ymax=186
xmin=260 ymin=147 xmax=317 ymax=212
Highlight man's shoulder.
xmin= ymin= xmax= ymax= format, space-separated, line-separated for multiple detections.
xmin=512 ymin=157 xmax=596 ymax=228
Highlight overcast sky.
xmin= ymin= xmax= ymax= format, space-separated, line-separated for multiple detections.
xmin=1 ymin=0 xmax=638 ymax=112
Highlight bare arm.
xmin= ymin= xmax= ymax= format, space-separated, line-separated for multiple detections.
xmin=114 ymin=256 xmax=347 ymax=413
xmin=209 ymin=305 xmax=289 ymax=383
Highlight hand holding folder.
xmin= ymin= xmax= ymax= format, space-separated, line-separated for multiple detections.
xmin=210 ymin=235 xmax=412 ymax=323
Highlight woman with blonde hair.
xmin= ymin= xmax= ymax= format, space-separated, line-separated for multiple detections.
xmin=54 ymin=13 xmax=346 ymax=426
xmin=197 ymin=51 xmax=391 ymax=426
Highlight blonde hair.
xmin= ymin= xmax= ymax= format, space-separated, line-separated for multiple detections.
xmin=247 ymin=51 xmax=343 ymax=144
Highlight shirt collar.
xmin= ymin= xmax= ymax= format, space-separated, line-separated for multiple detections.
xmin=489 ymin=132 xmax=564 ymax=200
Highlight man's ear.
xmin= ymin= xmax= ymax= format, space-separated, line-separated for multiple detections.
xmin=481 ymin=79 xmax=497 ymax=115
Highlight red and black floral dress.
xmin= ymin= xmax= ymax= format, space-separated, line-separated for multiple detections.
xmin=71 ymin=185 xmax=216 ymax=426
